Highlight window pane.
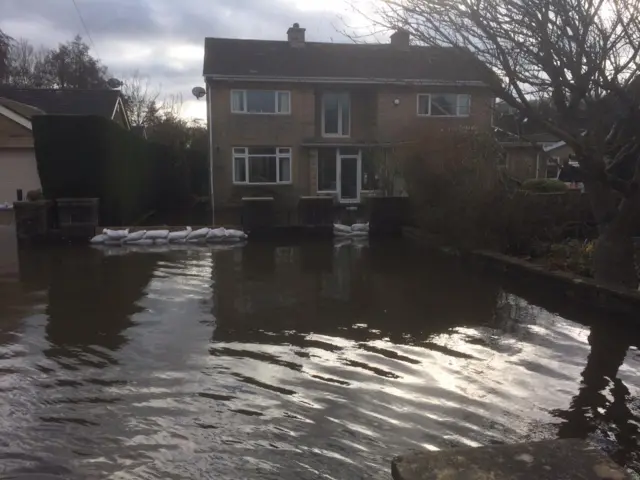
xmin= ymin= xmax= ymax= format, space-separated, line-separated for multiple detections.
xmin=248 ymin=147 xmax=277 ymax=156
xmin=277 ymin=92 xmax=290 ymax=113
xmin=279 ymin=156 xmax=291 ymax=182
xmin=546 ymin=159 xmax=559 ymax=179
xmin=249 ymin=156 xmax=277 ymax=183
xmin=234 ymin=157 xmax=246 ymax=182
xmin=318 ymin=148 xmax=337 ymax=191
xmin=458 ymin=94 xmax=471 ymax=116
xmin=340 ymin=93 xmax=350 ymax=135
xmin=431 ymin=94 xmax=457 ymax=116
xmin=417 ymin=95 xmax=430 ymax=115
xmin=323 ymin=94 xmax=339 ymax=134
xmin=231 ymin=91 xmax=244 ymax=112
xmin=361 ymin=151 xmax=379 ymax=191
xmin=246 ymin=90 xmax=276 ymax=113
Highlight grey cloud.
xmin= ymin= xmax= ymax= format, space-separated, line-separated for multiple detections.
xmin=0 ymin=0 xmax=351 ymax=117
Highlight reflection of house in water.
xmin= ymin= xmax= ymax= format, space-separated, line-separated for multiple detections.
xmin=211 ymin=243 xmax=502 ymax=345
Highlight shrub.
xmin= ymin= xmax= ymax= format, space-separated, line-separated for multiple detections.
xmin=521 ymin=178 xmax=569 ymax=193
xmin=400 ymin=130 xmax=594 ymax=254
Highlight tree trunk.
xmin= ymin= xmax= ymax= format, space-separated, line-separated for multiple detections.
xmin=584 ymin=177 xmax=639 ymax=289
xmin=592 ymin=219 xmax=637 ymax=289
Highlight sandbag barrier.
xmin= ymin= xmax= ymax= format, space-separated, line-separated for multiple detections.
xmin=333 ymin=222 xmax=369 ymax=238
xmin=91 ymin=227 xmax=248 ymax=246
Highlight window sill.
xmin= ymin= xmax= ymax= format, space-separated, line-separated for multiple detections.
xmin=233 ymin=182 xmax=293 ymax=186
xmin=231 ymin=111 xmax=291 ymax=115
xmin=321 ymin=134 xmax=351 ymax=138
xmin=416 ymin=114 xmax=470 ymax=118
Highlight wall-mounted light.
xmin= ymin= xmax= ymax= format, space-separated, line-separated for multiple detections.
xmin=393 ymin=98 xmax=400 ymax=106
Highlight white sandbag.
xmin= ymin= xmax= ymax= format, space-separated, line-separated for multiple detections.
xmin=154 ymin=238 xmax=168 ymax=245
xmin=333 ymin=223 xmax=351 ymax=234
xmin=123 ymin=230 xmax=146 ymax=243
xmin=186 ymin=227 xmax=210 ymax=241
xmin=168 ymin=227 xmax=192 ymax=242
xmin=206 ymin=227 xmax=227 ymax=241
xmin=187 ymin=237 xmax=207 ymax=244
xmin=351 ymin=223 xmax=369 ymax=232
xmin=333 ymin=230 xmax=350 ymax=237
xmin=90 ymin=234 xmax=108 ymax=244
xmin=144 ymin=229 xmax=169 ymax=240
xmin=349 ymin=230 xmax=369 ymax=237
xmin=104 ymin=239 xmax=124 ymax=246
xmin=103 ymin=228 xmax=129 ymax=240
xmin=127 ymin=239 xmax=154 ymax=246
xmin=225 ymin=228 xmax=247 ymax=240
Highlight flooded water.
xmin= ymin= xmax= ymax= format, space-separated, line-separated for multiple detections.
xmin=0 ymin=240 xmax=639 ymax=479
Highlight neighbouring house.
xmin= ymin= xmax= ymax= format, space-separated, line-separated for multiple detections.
xmin=494 ymin=104 xmax=575 ymax=181
xmin=0 ymin=97 xmax=44 ymax=204
xmin=203 ymin=24 xmax=496 ymax=209
xmin=0 ymin=88 xmax=131 ymax=204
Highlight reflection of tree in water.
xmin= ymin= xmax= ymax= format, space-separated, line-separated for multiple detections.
xmin=552 ymin=322 xmax=640 ymax=472
xmin=40 ymin=248 xmax=159 ymax=365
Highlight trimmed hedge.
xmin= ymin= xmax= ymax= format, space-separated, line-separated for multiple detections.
xmin=32 ymin=115 xmax=206 ymax=226
xmin=521 ymin=178 xmax=569 ymax=193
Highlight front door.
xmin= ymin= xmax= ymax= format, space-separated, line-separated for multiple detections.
xmin=338 ymin=152 xmax=361 ymax=203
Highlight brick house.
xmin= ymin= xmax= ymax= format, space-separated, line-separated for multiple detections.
xmin=203 ymin=24 xmax=496 ymax=209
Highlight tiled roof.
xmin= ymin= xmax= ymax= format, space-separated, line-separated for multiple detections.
xmin=203 ymin=38 xmax=496 ymax=84
xmin=0 ymin=87 xmax=121 ymax=118
xmin=0 ymin=97 xmax=44 ymax=119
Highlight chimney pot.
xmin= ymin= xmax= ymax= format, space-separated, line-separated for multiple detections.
xmin=390 ymin=29 xmax=410 ymax=49
xmin=287 ymin=23 xmax=306 ymax=48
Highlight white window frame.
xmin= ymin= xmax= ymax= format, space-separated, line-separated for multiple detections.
xmin=232 ymin=147 xmax=292 ymax=185
xmin=322 ymin=93 xmax=351 ymax=138
xmin=230 ymin=90 xmax=291 ymax=115
xmin=416 ymin=93 xmax=471 ymax=117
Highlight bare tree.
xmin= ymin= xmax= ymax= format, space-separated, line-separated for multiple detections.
xmin=373 ymin=0 xmax=640 ymax=288
xmin=0 ymin=29 xmax=11 ymax=82
xmin=121 ymin=71 xmax=161 ymax=127
xmin=5 ymin=38 xmax=49 ymax=87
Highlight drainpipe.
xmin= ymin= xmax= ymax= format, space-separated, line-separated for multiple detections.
xmin=206 ymin=81 xmax=215 ymax=225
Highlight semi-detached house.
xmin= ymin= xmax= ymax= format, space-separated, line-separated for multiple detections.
xmin=203 ymin=24 xmax=496 ymax=209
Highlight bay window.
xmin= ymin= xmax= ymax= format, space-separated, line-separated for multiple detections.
xmin=417 ymin=93 xmax=471 ymax=117
xmin=233 ymin=147 xmax=292 ymax=184
xmin=322 ymin=93 xmax=350 ymax=137
xmin=231 ymin=90 xmax=290 ymax=114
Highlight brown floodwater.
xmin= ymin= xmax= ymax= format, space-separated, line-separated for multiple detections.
xmin=0 ymin=240 xmax=639 ymax=479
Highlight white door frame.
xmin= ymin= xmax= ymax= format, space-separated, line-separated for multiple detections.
xmin=337 ymin=149 xmax=361 ymax=203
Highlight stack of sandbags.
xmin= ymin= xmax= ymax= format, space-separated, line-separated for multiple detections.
xmin=90 ymin=226 xmax=249 ymax=246
xmin=333 ymin=223 xmax=369 ymax=237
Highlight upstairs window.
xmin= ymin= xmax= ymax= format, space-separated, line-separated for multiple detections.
xmin=233 ymin=147 xmax=292 ymax=184
xmin=417 ymin=94 xmax=471 ymax=117
xmin=231 ymin=90 xmax=290 ymax=114
xmin=322 ymin=93 xmax=350 ymax=137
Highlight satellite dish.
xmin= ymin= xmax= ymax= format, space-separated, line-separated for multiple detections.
xmin=107 ymin=78 xmax=123 ymax=89
xmin=192 ymin=86 xmax=206 ymax=100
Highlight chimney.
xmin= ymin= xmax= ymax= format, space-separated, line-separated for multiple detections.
xmin=390 ymin=29 xmax=410 ymax=49
xmin=287 ymin=23 xmax=306 ymax=48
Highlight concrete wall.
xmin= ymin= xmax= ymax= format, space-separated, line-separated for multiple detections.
xmin=0 ymin=148 xmax=41 ymax=203
xmin=208 ymin=80 xmax=494 ymax=206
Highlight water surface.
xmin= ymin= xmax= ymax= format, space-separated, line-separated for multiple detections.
xmin=0 ymin=240 xmax=639 ymax=479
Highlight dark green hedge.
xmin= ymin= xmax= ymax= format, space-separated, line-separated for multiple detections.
xmin=32 ymin=115 xmax=207 ymax=226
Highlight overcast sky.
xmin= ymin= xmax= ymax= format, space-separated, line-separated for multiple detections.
xmin=0 ymin=0 xmax=376 ymax=120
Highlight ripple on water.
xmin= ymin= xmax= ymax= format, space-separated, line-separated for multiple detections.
xmin=0 ymin=244 xmax=638 ymax=479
